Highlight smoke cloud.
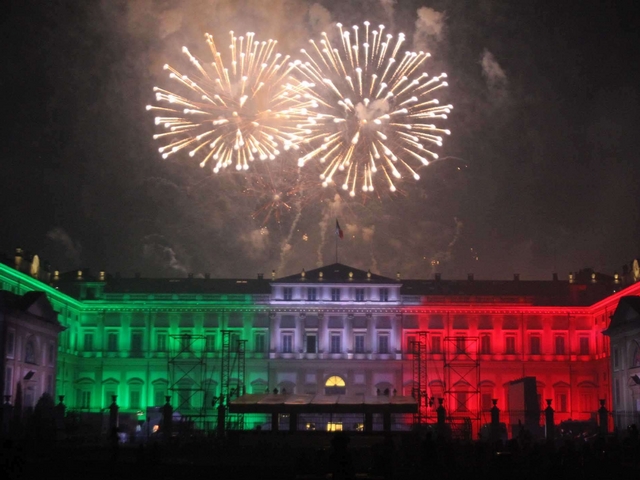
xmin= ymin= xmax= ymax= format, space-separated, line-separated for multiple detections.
xmin=413 ymin=7 xmax=446 ymax=49
xmin=480 ymin=49 xmax=508 ymax=102
xmin=46 ymin=227 xmax=82 ymax=265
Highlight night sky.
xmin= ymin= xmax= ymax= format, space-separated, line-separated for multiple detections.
xmin=2 ymin=0 xmax=639 ymax=280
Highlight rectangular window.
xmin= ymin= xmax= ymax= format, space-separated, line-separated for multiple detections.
xmin=354 ymin=334 xmax=365 ymax=354
xmin=555 ymin=393 xmax=568 ymax=412
xmin=355 ymin=288 xmax=365 ymax=302
xmin=105 ymin=389 xmax=116 ymax=408
xmin=482 ymin=393 xmax=493 ymax=411
xmin=283 ymin=287 xmax=293 ymax=301
xmin=407 ymin=335 xmax=417 ymax=354
xmin=131 ymin=331 xmax=143 ymax=356
xmin=46 ymin=375 xmax=53 ymax=396
xmin=307 ymin=287 xmax=317 ymax=301
xmin=330 ymin=333 xmax=341 ymax=353
xmin=6 ymin=331 xmax=15 ymax=358
xmin=455 ymin=336 xmax=466 ymax=354
xmin=130 ymin=390 xmax=141 ymax=409
xmin=154 ymin=389 xmax=166 ymax=407
xmin=157 ymin=333 xmax=167 ymax=352
xmin=230 ymin=332 xmax=241 ymax=352
xmin=282 ymin=333 xmax=293 ymax=353
xmin=379 ymin=288 xmax=389 ymax=302
xmin=530 ymin=335 xmax=541 ymax=355
xmin=83 ymin=333 xmax=94 ymax=351
xmin=306 ymin=333 xmax=317 ymax=353
xmin=455 ymin=391 xmax=469 ymax=412
xmin=555 ymin=336 xmax=566 ymax=355
xmin=480 ymin=334 xmax=491 ymax=354
xmin=48 ymin=343 xmax=55 ymax=364
xmin=579 ymin=337 xmax=589 ymax=355
xmin=255 ymin=332 xmax=266 ymax=353
xmin=613 ymin=348 xmax=619 ymax=369
xmin=580 ymin=392 xmax=595 ymax=412
xmin=331 ymin=288 xmax=341 ymax=301
xmin=205 ymin=334 xmax=216 ymax=352
xmin=378 ymin=334 xmax=389 ymax=354
xmin=107 ymin=332 xmax=118 ymax=351
xmin=4 ymin=367 xmax=12 ymax=396
xmin=80 ymin=391 xmax=91 ymax=409
xmin=431 ymin=336 xmax=441 ymax=354
xmin=615 ymin=379 xmax=620 ymax=406
xmin=505 ymin=335 xmax=516 ymax=354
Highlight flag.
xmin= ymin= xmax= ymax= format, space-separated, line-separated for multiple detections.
xmin=335 ymin=220 xmax=344 ymax=239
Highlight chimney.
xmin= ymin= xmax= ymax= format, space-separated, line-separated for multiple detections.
xmin=514 ymin=273 xmax=520 ymax=281
xmin=552 ymin=273 xmax=558 ymax=281
xmin=468 ymin=273 xmax=474 ymax=282
xmin=435 ymin=273 xmax=441 ymax=281
xmin=257 ymin=273 xmax=263 ymax=280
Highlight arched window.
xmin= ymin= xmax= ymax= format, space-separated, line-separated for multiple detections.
xmin=325 ymin=376 xmax=346 ymax=395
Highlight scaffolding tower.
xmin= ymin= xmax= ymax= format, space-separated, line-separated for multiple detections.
xmin=168 ymin=333 xmax=207 ymax=429
xmin=443 ymin=336 xmax=480 ymax=440
xmin=410 ymin=331 xmax=429 ymax=424
xmin=220 ymin=330 xmax=246 ymax=430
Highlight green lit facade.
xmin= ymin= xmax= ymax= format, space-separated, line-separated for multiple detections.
xmin=1 ymin=263 xmax=273 ymax=428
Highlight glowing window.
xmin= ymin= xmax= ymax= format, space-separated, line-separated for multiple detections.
xmin=325 ymin=375 xmax=347 ymax=395
xmin=327 ymin=422 xmax=343 ymax=432
xmin=325 ymin=376 xmax=346 ymax=387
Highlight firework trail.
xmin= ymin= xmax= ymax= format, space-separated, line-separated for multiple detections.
xmin=277 ymin=194 xmax=304 ymax=273
xmin=148 ymin=31 xmax=306 ymax=173
xmin=294 ymin=21 xmax=453 ymax=196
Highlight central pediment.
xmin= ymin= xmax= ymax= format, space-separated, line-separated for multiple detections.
xmin=274 ymin=263 xmax=397 ymax=284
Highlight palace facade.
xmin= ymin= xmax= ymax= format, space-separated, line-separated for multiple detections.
xmin=2 ymin=250 xmax=640 ymax=433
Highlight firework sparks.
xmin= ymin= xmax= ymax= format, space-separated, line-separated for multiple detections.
xmin=147 ymin=31 xmax=306 ymax=173
xmin=294 ymin=22 xmax=453 ymax=196
xmin=243 ymin=161 xmax=320 ymax=226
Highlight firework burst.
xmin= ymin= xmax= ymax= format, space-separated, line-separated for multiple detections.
xmin=147 ymin=31 xmax=305 ymax=173
xmin=294 ymin=22 xmax=453 ymax=196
